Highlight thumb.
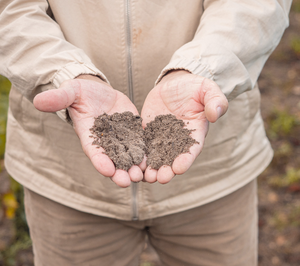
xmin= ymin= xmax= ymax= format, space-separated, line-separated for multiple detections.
xmin=201 ymin=79 xmax=228 ymax=123
xmin=33 ymin=81 xmax=77 ymax=112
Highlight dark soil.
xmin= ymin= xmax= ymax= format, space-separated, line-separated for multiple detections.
xmin=90 ymin=113 xmax=197 ymax=171
xmin=90 ymin=112 xmax=146 ymax=171
xmin=144 ymin=114 xmax=198 ymax=169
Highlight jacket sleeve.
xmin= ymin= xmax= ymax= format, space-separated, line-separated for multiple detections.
xmin=0 ymin=0 xmax=109 ymax=105
xmin=156 ymin=0 xmax=291 ymax=101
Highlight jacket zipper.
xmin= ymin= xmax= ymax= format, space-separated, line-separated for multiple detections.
xmin=125 ymin=0 xmax=138 ymax=221
xmin=125 ymin=0 xmax=134 ymax=102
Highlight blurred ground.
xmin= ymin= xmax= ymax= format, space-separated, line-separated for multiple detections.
xmin=0 ymin=2 xmax=300 ymax=266
xmin=256 ymin=4 xmax=300 ymax=265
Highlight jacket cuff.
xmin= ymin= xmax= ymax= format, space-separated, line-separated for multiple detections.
xmin=51 ymin=61 xmax=109 ymax=88
xmin=49 ymin=62 xmax=109 ymax=124
xmin=155 ymin=58 xmax=214 ymax=85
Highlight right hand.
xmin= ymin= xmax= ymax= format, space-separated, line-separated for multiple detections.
xmin=33 ymin=75 xmax=146 ymax=187
xmin=141 ymin=70 xmax=228 ymax=184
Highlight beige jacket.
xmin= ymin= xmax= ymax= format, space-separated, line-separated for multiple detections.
xmin=0 ymin=0 xmax=291 ymax=220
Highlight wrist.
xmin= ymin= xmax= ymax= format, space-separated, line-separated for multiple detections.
xmin=160 ymin=69 xmax=192 ymax=84
xmin=75 ymin=74 xmax=106 ymax=84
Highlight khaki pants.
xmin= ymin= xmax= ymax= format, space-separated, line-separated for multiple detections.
xmin=24 ymin=180 xmax=257 ymax=266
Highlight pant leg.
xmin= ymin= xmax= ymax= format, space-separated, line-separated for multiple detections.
xmin=24 ymin=188 xmax=146 ymax=266
xmin=148 ymin=180 xmax=258 ymax=266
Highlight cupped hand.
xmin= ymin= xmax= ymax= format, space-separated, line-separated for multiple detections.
xmin=33 ymin=75 xmax=145 ymax=188
xmin=141 ymin=70 xmax=228 ymax=184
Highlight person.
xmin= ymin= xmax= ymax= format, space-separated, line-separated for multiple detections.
xmin=0 ymin=0 xmax=291 ymax=265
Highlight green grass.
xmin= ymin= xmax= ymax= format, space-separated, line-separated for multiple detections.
xmin=268 ymin=167 xmax=300 ymax=188
xmin=292 ymin=0 xmax=300 ymax=12
xmin=0 ymin=75 xmax=32 ymax=265
xmin=0 ymin=235 xmax=32 ymax=266
xmin=0 ymin=180 xmax=31 ymax=266
xmin=271 ymin=140 xmax=293 ymax=167
xmin=270 ymin=205 xmax=300 ymax=231
xmin=266 ymin=109 xmax=299 ymax=140
xmin=0 ymin=75 xmax=11 ymax=158
xmin=290 ymin=36 xmax=300 ymax=57
xmin=269 ymin=211 xmax=289 ymax=230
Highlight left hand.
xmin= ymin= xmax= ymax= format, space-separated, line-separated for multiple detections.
xmin=33 ymin=74 xmax=144 ymax=188
xmin=141 ymin=70 xmax=228 ymax=184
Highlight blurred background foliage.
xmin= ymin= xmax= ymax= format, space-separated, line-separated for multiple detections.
xmin=0 ymin=76 xmax=10 ymax=159
xmin=0 ymin=76 xmax=32 ymax=266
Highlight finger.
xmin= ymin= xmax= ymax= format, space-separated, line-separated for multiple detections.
xmin=33 ymin=83 xmax=77 ymax=112
xmin=172 ymin=153 xmax=194 ymax=175
xmin=111 ymin=169 xmax=131 ymax=188
xmin=128 ymin=165 xmax=143 ymax=182
xmin=171 ymin=115 xmax=207 ymax=176
xmin=89 ymin=151 xmax=116 ymax=177
xmin=172 ymin=140 xmax=203 ymax=175
xmin=157 ymin=165 xmax=175 ymax=184
xmin=200 ymin=78 xmax=228 ymax=123
xmin=138 ymin=156 xmax=147 ymax=172
xmin=80 ymin=133 xmax=116 ymax=177
xmin=144 ymin=167 xmax=158 ymax=183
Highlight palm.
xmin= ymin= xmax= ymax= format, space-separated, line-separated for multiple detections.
xmin=34 ymin=77 xmax=144 ymax=187
xmin=141 ymin=71 xmax=227 ymax=184
xmin=142 ymin=76 xmax=209 ymax=129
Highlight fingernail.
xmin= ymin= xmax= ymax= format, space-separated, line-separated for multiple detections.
xmin=217 ymin=106 xmax=222 ymax=118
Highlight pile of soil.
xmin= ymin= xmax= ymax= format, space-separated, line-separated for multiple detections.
xmin=90 ymin=112 xmax=197 ymax=170
xmin=144 ymin=114 xmax=198 ymax=169
xmin=90 ymin=112 xmax=146 ymax=171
